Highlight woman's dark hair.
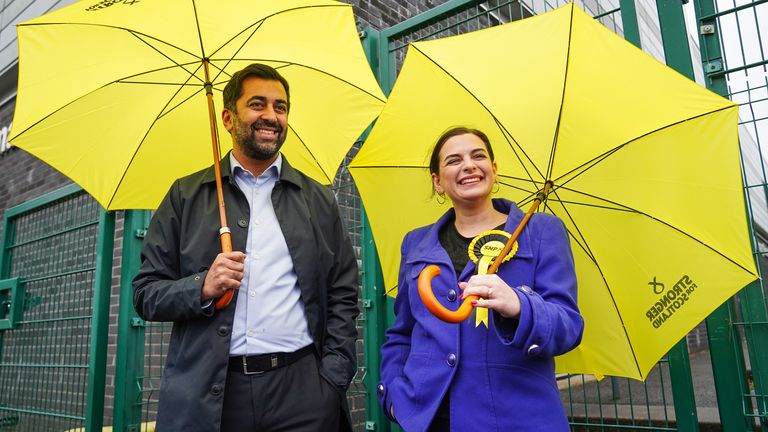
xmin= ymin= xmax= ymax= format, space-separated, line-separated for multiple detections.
xmin=428 ymin=127 xmax=495 ymax=175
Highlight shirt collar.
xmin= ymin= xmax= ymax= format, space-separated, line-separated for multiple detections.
xmin=230 ymin=152 xmax=282 ymax=180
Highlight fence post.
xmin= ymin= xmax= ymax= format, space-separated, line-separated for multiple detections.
xmin=113 ymin=210 xmax=150 ymax=432
xmin=618 ymin=0 xmax=641 ymax=48
xmin=85 ymin=209 xmax=115 ymax=432
xmin=655 ymin=1 xmax=703 ymax=430
xmin=360 ymin=27 xmax=394 ymax=432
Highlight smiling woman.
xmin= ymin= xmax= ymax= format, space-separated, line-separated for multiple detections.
xmin=377 ymin=126 xmax=585 ymax=432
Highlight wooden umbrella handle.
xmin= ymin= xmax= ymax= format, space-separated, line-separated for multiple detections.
xmin=417 ymin=182 xmax=553 ymax=323
xmin=213 ymin=227 xmax=234 ymax=310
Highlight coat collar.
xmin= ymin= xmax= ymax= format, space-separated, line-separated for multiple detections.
xmin=406 ymin=198 xmax=534 ymax=266
xmin=200 ymin=151 xmax=304 ymax=188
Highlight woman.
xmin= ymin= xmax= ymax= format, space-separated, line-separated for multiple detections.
xmin=377 ymin=127 xmax=584 ymax=431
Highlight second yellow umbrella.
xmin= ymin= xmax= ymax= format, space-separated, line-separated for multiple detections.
xmin=350 ymin=3 xmax=756 ymax=380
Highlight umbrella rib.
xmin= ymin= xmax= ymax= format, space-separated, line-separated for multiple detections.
xmin=111 ymin=61 xmax=202 ymax=84
xmin=553 ymin=184 xmax=756 ymax=276
xmin=411 ymin=45 xmax=541 ymax=174
xmin=544 ymin=5 xmax=576 ymax=181
xmin=203 ymin=3 xmax=384 ymax=103
xmin=126 ymin=31 xmax=203 ymax=83
xmin=288 ymin=124 xmax=333 ymax=185
xmin=11 ymin=62 xmax=206 ymax=143
xmin=497 ymin=178 xmax=538 ymax=197
xmin=347 ymin=165 xmax=427 ymax=170
xmin=206 ymin=20 xmax=266 ymax=86
xmin=530 ymin=186 xmax=644 ymax=378
xmin=11 ymin=29 xmax=209 ymax=143
xmin=191 ymin=0 xmax=208 ymax=59
xmin=553 ymin=105 xmax=736 ymax=189
xmin=106 ymin=73 xmax=207 ymax=209
xmin=155 ymin=84 xmax=207 ymax=121
xmin=204 ymin=3 xmax=351 ymax=60
xmin=511 ymin=184 xmax=598 ymax=263
xmin=214 ymin=58 xmax=387 ymax=104
xmin=18 ymin=21 xmax=201 ymax=60
xmin=495 ymin=117 xmax=546 ymax=183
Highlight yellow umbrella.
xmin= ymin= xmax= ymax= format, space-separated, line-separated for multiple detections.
xmin=10 ymin=0 xmax=384 ymax=209
xmin=349 ymin=3 xmax=757 ymax=380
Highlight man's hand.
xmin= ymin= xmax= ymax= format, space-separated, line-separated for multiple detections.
xmin=201 ymin=252 xmax=246 ymax=301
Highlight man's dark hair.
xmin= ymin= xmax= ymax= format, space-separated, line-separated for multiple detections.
xmin=222 ymin=63 xmax=290 ymax=112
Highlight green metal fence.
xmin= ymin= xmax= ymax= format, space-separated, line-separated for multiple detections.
xmin=691 ymin=0 xmax=768 ymax=429
xmin=0 ymin=184 xmax=113 ymax=432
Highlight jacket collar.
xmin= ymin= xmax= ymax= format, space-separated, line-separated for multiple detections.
xmin=201 ymin=151 xmax=303 ymax=188
xmin=406 ymin=198 xmax=534 ymax=265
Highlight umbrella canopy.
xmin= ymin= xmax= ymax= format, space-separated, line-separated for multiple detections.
xmin=10 ymin=0 xmax=385 ymax=210
xmin=349 ymin=3 xmax=758 ymax=380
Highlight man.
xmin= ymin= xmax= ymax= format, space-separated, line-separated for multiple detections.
xmin=133 ymin=63 xmax=359 ymax=432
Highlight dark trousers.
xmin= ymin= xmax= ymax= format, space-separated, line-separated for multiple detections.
xmin=428 ymin=394 xmax=450 ymax=432
xmin=220 ymin=353 xmax=342 ymax=432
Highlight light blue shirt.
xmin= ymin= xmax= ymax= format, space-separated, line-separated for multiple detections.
xmin=228 ymin=153 xmax=313 ymax=355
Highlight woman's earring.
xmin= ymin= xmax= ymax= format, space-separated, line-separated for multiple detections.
xmin=436 ymin=192 xmax=446 ymax=204
xmin=492 ymin=180 xmax=500 ymax=194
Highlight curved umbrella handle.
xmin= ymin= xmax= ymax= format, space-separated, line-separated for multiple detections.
xmin=418 ymin=265 xmax=478 ymax=323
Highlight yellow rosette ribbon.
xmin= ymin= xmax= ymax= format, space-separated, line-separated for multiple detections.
xmin=468 ymin=230 xmax=516 ymax=327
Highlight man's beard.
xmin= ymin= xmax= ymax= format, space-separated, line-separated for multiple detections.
xmin=233 ymin=116 xmax=287 ymax=161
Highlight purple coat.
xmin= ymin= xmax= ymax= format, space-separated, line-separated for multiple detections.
xmin=378 ymin=199 xmax=584 ymax=432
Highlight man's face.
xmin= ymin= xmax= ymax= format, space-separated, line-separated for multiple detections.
xmin=223 ymin=77 xmax=289 ymax=161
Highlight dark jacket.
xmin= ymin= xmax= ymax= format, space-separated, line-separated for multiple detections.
xmin=133 ymin=154 xmax=359 ymax=431
xmin=378 ymin=199 xmax=583 ymax=432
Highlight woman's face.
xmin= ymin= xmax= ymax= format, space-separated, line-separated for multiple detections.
xmin=432 ymin=133 xmax=497 ymax=205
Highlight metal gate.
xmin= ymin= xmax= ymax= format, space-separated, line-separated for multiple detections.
xmin=0 ymin=184 xmax=113 ymax=432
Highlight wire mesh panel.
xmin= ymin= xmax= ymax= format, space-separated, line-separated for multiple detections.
xmin=693 ymin=0 xmax=768 ymax=426
xmin=138 ymin=321 xmax=171 ymax=431
xmin=0 ymin=189 xmax=100 ymax=431
xmin=333 ymin=146 xmax=368 ymax=428
xmin=381 ymin=0 xmax=625 ymax=89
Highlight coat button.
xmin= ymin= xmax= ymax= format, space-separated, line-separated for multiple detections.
xmin=519 ymin=285 xmax=533 ymax=294
xmin=446 ymin=353 xmax=457 ymax=367
xmin=447 ymin=289 xmax=457 ymax=302
xmin=217 ymin=326 xmax=229 ymax=337
xmin=377 ymin=383 xmax=385 ymax=396
xmin=237 ymin=219 xmax=248 ymax=228
xmin=210 ymin=384 xmax=223 ymax=396
xmin=527 ymin=344 xmax=541 ymax=356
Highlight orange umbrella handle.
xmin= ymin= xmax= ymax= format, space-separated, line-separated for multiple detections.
xmin=418 ymin=265 xmax=477 ymax=323
xmin=214 ymin=230 xmax=234 ymax=310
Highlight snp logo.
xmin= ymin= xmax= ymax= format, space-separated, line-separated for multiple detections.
xmin=86 ymin=0 xmax=141 ymax=11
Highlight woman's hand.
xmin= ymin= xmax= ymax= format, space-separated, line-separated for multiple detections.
xmin=459 ymin=274 xmax=521 ymax=318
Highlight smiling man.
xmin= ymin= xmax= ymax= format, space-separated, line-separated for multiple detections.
xmin=133 ymin=63 xmax=359 ymax=432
